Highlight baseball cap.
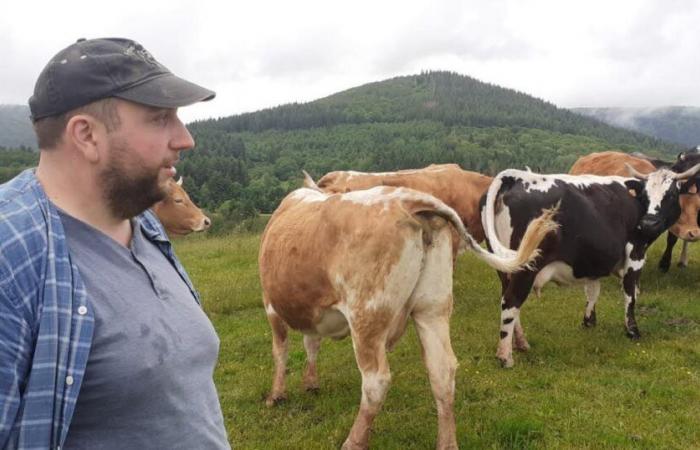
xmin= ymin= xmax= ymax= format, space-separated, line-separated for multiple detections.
xmin=28 ymin=37 xmax=215 ymax=121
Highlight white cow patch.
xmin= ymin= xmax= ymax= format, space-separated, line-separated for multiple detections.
xmin=358 ymin=235 xmax=424 ymax=312
xmin=344 ymin=167 xmax=450 ymax=180
xmin=624 ymin=243 xmax=645 ymax=272
xmin=505 ymin=170 xmax=628 ymax=194
xmin=494 ymin=201 xmax=513 ymax=249
xmin=290 ymin=188 xmax=328 ymax=203
xmin=643 ymin=170 xmax=676 ymax=214
xmin=533 ymin=261 xmax=581 ymax=291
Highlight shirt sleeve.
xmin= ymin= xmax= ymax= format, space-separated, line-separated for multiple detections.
xmin=0 ymin=282 xmax=34 ymax=449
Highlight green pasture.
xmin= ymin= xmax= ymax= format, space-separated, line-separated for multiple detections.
xmin=174 ymin=230 xmax=700 ymax=449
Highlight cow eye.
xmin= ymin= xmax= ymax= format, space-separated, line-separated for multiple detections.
xmin=174 ymin=198 xmax=184 ymax=204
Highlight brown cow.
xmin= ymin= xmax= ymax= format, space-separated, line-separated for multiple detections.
xmin=152 ymin=177 xmax=211 ymax=236
xmin=259 ymin=183 xmax=557 ymax=449
xmin=570 ymin=151 xmax=700 ymax=271
xmin=569 ymin=151 xmax=657 ymax=176
xmin=314 ymin=163 xmax=493 ymax=242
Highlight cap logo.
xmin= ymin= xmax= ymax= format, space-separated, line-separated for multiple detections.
xmin=124 ymin=44 xmax=159 ymax=66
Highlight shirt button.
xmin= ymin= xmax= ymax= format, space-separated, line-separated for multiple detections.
xmin=66 ymin=375 xmax=74 ymax=386
xmin=78 ymin=305 xmax=88 ymax=315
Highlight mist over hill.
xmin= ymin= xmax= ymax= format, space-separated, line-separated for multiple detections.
xmin=0 ymin=105 xmax=36 ymax=150
xmin=572 ymin=106 xmax=700 ymax=148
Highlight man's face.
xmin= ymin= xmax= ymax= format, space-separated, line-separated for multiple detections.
xmin=98 ymin=100 xmax=195 ymax=220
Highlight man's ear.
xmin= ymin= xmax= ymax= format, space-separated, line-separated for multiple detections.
xmin=624 ymin=179 xmax=644 ymax=198
xmin=65 ymin=114 xmax=103 ymax=163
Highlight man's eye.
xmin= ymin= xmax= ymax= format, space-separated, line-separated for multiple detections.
xmin=154 ymin=114 xmax=169 ymax=125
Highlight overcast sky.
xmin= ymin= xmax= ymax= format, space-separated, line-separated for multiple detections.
xmin=3 ymin=0 xmax=699 ymax=123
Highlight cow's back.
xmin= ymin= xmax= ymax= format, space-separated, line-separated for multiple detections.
xmin=317 ymin=164 xmax=492 ymax=242
xmin=569 ymin=151 xmax=656 ymax=176
xmin=494 ymin=174 xmax=640 ymax=278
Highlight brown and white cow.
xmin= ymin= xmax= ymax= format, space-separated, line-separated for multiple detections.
xmin=314 ymin=164 xmax=493 ymax=243
xmin=152 ymin=177 xmax=211 ymax=236
xmin=570 ymin=151 xmax=700 ymax=271
xmin=259 ymin=183 xmax=557 ymax=449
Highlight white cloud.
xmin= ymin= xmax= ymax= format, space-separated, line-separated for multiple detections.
xmin=2 ymin=0 xmax=700 ymax=122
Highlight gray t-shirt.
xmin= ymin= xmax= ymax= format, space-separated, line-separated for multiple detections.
xmin=58 ymin=210 xmax=229 ymax=450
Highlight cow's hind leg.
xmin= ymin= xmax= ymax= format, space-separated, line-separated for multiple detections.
xmin=414 ymin=309 xmax=458 ymax=450
xmin=497 ymin=271 xmax=536 ymax=368
xmin=513 ymin=316 xmax=530 ymax=351
xmin=342 ymin=333 xmax=391 ymax=450
xmin=303 ymin=334 xmax=321 ymax=393
xmin=265 ymin=304 xmax=289 ymax=406
xmin=582 ymin=279 xmax=601 ymax=327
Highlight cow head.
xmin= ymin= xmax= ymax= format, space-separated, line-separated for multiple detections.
xmin=669 ymin=181 xmax=700 ymax=241
xmin=626 ymin=163 xmax=700 ymax=241
xmin=152 ymin=177 xmax=211 ymax=236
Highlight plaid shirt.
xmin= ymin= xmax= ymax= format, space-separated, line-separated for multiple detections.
xmin=0 ymin=169 xmax=200 ymax=450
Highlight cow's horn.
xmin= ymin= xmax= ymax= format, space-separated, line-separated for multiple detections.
xmin=176 ymin=177 xmax=183 ymax=186
xmin=625 ymin=163 xmax=649 ymax=180
xmin=673 ymin=162 xmax=700 ymax=180
xmin=302 ymin=170 xmax=321 ymax=191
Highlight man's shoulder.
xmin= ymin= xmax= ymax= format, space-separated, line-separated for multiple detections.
xmin=0 ymin=170 xmax=49 ymax=255
xmin=0 ymin=169 xmax=41 ymax=211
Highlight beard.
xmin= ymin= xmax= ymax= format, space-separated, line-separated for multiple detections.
xmin=99 ymin=137 xmax=169 ymax=220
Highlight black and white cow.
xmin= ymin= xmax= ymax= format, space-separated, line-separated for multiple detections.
xmin=481 ymin=164 xmax=700 ymax=368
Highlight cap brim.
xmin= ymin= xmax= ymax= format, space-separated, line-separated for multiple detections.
xmin=114 ymin=73 xmax=215 ymax=108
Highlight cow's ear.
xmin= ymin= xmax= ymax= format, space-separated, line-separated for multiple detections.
xmin=624 ymin=179 xmax=644 ymax=198
xmin=690 ymin=180 xmax=700 ymax=194
xmin=679 ymin=179 xmax=700 ymax=194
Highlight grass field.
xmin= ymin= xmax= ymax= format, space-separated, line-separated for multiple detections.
xmin=174 ymin=230 xmax=700 ymax=449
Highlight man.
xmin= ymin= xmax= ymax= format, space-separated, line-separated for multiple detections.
xmin=0 ymin=38 xmax=230 ymax=449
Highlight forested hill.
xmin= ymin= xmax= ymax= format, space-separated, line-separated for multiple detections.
xmin=573 ymin=106 xmax=700 ymax=148
xmin=192 ymin=71 xmax=665 ymax=148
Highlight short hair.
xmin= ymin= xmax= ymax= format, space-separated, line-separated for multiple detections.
xmin=33 ymin=97 xmax=121 ymax=150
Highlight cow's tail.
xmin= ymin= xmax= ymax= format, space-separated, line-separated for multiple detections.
xmin=481 ymin=169 xmax=560 ymax=272
xmin=403 ymin=185 xmax=557 ymax=273
xmin=302 ymin=170 xmax=322 ymax=191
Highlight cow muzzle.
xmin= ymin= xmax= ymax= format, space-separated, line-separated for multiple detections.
xmin=638 ymin=215 xmax=664 ymax=239
xmin=195 ymin=215 xmax=212 ymax=232
xmin=670 ymin=225 xmax=700 ymax=242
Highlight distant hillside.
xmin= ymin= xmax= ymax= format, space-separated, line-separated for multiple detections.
xmin=573 ymin=106 xmax=700 ymax=148
xmin=183 ymin=71 xmax=682 ymax=222
xmin=0 ymin=105 xmax=36 ymax=150
xmin=195 ymin=71 xmax=671 ymax=152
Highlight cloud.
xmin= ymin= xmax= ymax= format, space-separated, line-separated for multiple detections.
xmin=2 ymin=0 xmax=700 ymax=121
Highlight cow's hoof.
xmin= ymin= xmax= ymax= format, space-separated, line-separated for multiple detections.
xmin=583 ymin=313 xmax=597 ymax=328
xmin=658 ymin=261 xmax=670 ymax=273
xmin=305 ymin=385 xmax=320 ymax=395
xmin=265 ymin=393 xmax=287 ymax=407
xmin=626 ymin=328 xmax=641 ymax=340
xmin=677 ymin=262 xmax=688 ymax=268
xmin=514 ymin=340 xmax=530 ymax=352
xmin=341 ymin=438 xmax=367 ymax=450
xmin=496 ymin=355 xmax=514 ymax=369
